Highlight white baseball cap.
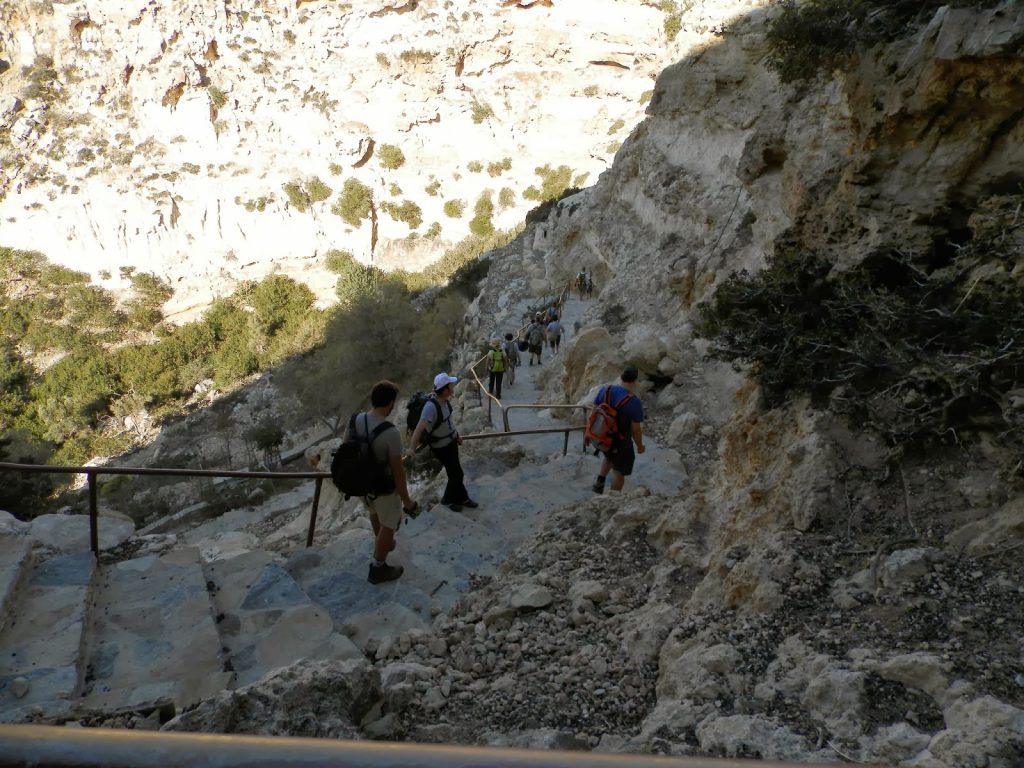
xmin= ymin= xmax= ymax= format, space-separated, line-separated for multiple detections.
xmin=433 ymin=372 xmax=459 ymax=390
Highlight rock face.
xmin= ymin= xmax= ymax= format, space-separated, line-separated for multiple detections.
xmin=0 ymin=0 xmax=753 ymax=318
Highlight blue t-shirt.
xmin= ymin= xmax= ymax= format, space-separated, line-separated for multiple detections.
xmin=594 ymin=384 xmax=644 ymax=426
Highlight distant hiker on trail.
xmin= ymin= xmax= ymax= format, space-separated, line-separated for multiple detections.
xmin=503 ymin=332 xmax=521 ymax=386
xmin=527 ymin=314 xmax=546 ymax=365
xmin=546 ymin=315 xmax=563 ymax=355
xmin=585 ymin=272 xmax=594 ymax=298
xmin=342 ymin=380 xmax=419 ymax=585
xmin=589 ymin=365 xmax=645 ymax=495
xmin=546 ymin=304 xmax=558 ymax=322
xmin=576 ymin=268 xmax=587 ymax=299
xmin=408 ymin=373 xmax=479 ymax=513
xmin=487 ymin=338 xmax=508 ymax=400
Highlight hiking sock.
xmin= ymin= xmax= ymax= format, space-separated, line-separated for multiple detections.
xmin=372 ymin=558 xmax=386 ymax=567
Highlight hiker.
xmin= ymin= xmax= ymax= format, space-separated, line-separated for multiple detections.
xmin=576 ymin=268 xmax=587 ymax=299
xmin=527 ymin=314 xmax=546 ymax=365
xmin=503 ymin=332 xmax=521 ymax=386
xmin=408 ymin=372 xmax=479 ymax=512
xmin=546 ymin=314 xmax=563 ymax=354
xmin=591 ymin=365 xmax=646 ymax=495
xmin=343 ymin=380 xmax=419 ymax=585
xmin=585 ymin=272 xmax=594 ymax=298
xmin=487 ymin=338 xmax=508 ymax=400
xmin=546 ymin=304 xmax=558 ymax=322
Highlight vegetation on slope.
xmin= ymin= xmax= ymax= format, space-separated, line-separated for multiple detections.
xmin=765 ymin=0 xmax=1006 ymax=82
xmin=0 ymin=225 xmax=514 ymax=518
xmin=698 ymin=193 xmax=1024 ymax=469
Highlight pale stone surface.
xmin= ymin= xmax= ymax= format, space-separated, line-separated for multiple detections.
xmin=28 ymin=514 xmax=134 ymax=553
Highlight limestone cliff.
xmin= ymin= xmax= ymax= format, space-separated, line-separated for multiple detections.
xmin=0 ymin=0 xmax=753 ymax=319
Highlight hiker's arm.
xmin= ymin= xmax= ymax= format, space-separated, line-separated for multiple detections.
xmin=409 ymin=419 xmax=429 ymax=453
xmin=632 ymin=421 xmax=646 ymax=454
xmin=389 ymin=452 xmax=414 ymax=508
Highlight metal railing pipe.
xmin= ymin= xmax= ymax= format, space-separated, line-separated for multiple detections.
xmin=0 ymin=724 xmax=857 ymax=768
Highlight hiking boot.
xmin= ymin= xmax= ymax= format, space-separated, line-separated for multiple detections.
xmin=404 ymin=501 xmax=421 ymax=519
xmin=445 ymin=502 xmax=463 ymax=512
xmin=368 ymin=562 xmax=403 ymax=584
xmin=462 ymin=498 xmax=479 ymax=509
xmin=591 ymin=482 xmax=605 ymax=495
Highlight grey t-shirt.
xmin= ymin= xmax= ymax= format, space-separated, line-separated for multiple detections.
xmin=420 ymin=397 xmax=457 ymax=447
xmin=345 ymin=411 xmax=403 ymax=474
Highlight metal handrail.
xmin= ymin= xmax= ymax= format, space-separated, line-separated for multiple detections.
xmin=0 ymin=724 xmax=857 ymax=768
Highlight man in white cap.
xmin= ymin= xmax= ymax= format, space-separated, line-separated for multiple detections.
xmin=408 ymin=372 xmax=478 ymax=512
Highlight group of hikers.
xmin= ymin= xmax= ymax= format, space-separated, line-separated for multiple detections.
xmin=335 ymin=275 xmax=646 ymax=587
xmin=484 ymin=308 xmax=564 ymax=400
xmin=338 ymin=362 xmax=646 ymax=586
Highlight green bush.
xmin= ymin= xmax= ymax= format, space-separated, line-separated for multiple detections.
xmin=582 ymin=84 xmax=599 ymax=97
xmin=697 ymin=193 xmax=1024 ymax=454
xmin=332 ymin=178 xmax=373 ymax=226
xmin=498 ymin=187 xmax=515 ymax=209
xmin=487 ymin=158 xmax=512 ymax=177
xmin=522 ymin=164 xmax=574 ymax=203
xmin=608 ymin=119 xmax=625 ymax=135
xmin=467 ymin=161 xmax=483 ymax=173
xmin=425 ymin=179 xmax=441 ymax=196
xmin=443 ymin=199 xmax=465 ymax=218
xmin=378 ymin=144 xmax=406 ymax=170
xmin=764 ymin=0 xmax=1002 ymax=83
xmin=471 ymin=101 xmax=493 ymax=124
xmin=325 ymin=249 xmax=355 ymax=273
xmin=468 ymin=192 xmax=495 ymax=237
xmin=662 ymin=1 xmax=682 ymax=41
xmin=380 ymin=199 xmax=423 ymax=229
xmin=208 ymin=86 xmax=228 ymax=109
xmin=399 ymin=49 xmax=435 ymax=64
xmin=283 ymin=181 xmax=309 ymax=212
xmin=306 ymin=176 xmax=333 ymax=203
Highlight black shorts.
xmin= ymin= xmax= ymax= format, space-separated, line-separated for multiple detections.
xmin=602 ymin=440 xmax=636 ymax=476
xmin=529 ymin=342 xmax=543 ymax=354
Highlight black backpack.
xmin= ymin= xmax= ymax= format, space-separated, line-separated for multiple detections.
xmin=405 ymin=392 xmax=444 ymax=443
xmin=330 ymin=413 xmax=396 ymax=499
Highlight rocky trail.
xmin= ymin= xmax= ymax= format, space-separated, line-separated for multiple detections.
xmin=0 ymin=292 xmax=686 ymax=731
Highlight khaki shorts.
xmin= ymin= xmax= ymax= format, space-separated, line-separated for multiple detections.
xmin=362 ymin=493 xmax=402 ymax=530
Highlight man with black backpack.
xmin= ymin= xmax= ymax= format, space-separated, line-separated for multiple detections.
xmin=588 ymin=365 xmax=646 ymax=495
xmin=408 ymin=372 xmax=479 ymax=512
xmin=340 ymin=380 xmax=419 ymax=585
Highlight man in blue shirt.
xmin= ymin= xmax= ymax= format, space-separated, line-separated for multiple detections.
xmin=592 ymin=365 xmax=646 ymax=494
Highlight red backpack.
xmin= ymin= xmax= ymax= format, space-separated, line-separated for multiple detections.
xmin=584 ymin=386 xmax=633 ymax=453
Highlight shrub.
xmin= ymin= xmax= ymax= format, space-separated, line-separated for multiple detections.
xmin=467 ymin=160 xmax=483 ymax=173
xmin=470 ymin=101 xmax=493 ymax=124
xmin=468 ymin=192 xmax=494 ymax=237
xmin=425 ymin=222 xmax=442 ymax=239
xmin=582 ymin=84 xmax=599 ymax=97
xmin=399 ymin=49 xmax=435 ymax=64
xmin=208 ymin=85 xmax=228 ymax=109
xmin=487 ymin=158 xmax=512 ymax=177
xmin=608 ymin=119 xmax=625 ymax=135
xmin=283 ymin=181 xmax=309 ymax=212
xmin=332 ymin=178 xmax=373 ymax=226
xmin=381 ymin=199 xmax=423 ymax=229
xmin=306 ymin=176 xmax=332 ymax=203
xmin=697 ymin=193 xmax=1024 ymax=455
xmin=662 ymin=1 xmax=682 ymax=41
xmin=329 ymin=162 xmax=343 ymax=175
xmin=764 ymin=0 xmax=1001 ymax=83
xmin=498 ymin=187 xmax=515 ymax=209
xmin=378 ymin=144 xmax=406 ymax=170
xmin=443 ymin=199 xmax=465 ymax=218
xmin=522 ymin=164 xmax=574 ymax=202
xmin=376 ymin=52 xmax=390 ymax=67
xmin=425 ymin=179 xmax=441 ymax=196
xmin=325 ymin=249 xmax=355 ymax=273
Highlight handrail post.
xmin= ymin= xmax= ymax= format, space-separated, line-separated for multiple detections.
xmin=563 ymin=430 xmax=569 ymax=456
xmin=87 ymin=470 xmax=99 ymax=556
xmin=306 ymin=477 xmax=323 ymax=548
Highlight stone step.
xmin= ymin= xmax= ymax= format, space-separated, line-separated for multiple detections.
xmin=0 ymin=551 xmax=95 ymax=722
xmin=79 ymin=547 xmax=232 ymax=715
xmin=284 ymin=504 xmax=501 ymax=650
xmin=0 ymin=537 xmax=35 ymax=635
xmin=203 ymin=550 xmax=361 ymax=688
